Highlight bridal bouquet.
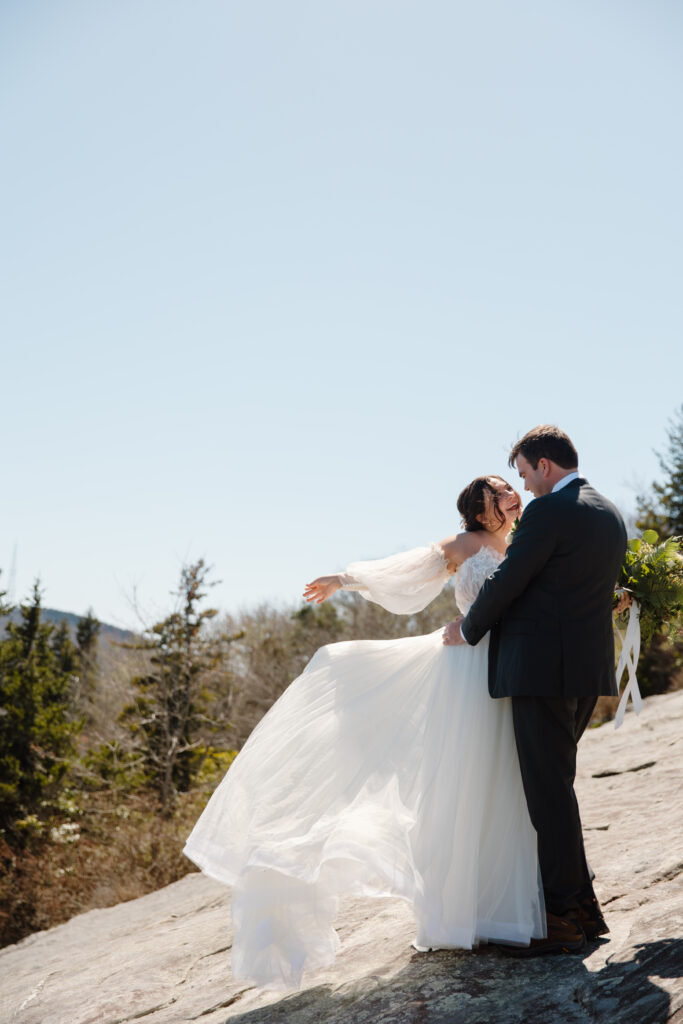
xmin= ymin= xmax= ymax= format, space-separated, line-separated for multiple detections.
xmin=611 ymin=530 xmax=682 ymax=728
xmin=616 ymin=530 xmax=683 ymax=647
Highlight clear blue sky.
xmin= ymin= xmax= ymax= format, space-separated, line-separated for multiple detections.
xmin=2 ymin=0 xmax=682 ymax=628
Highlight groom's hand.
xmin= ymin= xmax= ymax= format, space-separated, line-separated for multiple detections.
xmin=443 ymin=617 xmax=467 ymax=646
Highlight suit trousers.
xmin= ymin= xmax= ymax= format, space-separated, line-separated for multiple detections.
xmin=511 ymin=694 xmax=597 ymax=918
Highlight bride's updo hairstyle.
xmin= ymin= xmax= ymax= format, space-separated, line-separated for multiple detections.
xmin=457 ymin=476 xmax=513 ymax=533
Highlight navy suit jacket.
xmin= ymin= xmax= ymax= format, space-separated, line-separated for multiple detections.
xmin=461 ymin=478 xmax=627 ymax=699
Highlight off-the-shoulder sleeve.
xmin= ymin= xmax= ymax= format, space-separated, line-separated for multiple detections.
xmin=339 ymin=543 xmax=450 ymax=614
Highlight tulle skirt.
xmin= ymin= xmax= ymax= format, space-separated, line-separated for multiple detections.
xmin=183 ymin=628 xmax=545 ymax=990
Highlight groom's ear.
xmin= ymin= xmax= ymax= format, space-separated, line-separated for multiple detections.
xmin=539 ymin=458 xmax=551 ymax=478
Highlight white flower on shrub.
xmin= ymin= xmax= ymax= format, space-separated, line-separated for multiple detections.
xmin=50 ymin=822 xmax=81 ymax=844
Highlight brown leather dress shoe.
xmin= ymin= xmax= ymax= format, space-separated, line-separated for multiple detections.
xmin=499 ymin=912 xmax=587 ymax=958
xmin=577 ymin=894 xmax=609 ymax=939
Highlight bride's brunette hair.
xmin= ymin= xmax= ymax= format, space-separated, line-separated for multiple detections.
xmin=457 ymin=476 xmax=517 ymax=533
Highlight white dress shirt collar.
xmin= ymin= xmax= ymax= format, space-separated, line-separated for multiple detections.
xmin=551 ymin=471 xmax=580 ymax=493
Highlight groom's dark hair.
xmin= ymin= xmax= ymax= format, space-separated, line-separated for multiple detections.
xmin=509 ymin=425 xmax=579 ymax=470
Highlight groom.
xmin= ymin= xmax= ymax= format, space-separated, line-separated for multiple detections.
xmin=444 ymin=425 xmax=627 ymax=956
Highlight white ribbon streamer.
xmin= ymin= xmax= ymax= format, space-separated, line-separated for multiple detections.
xmin=613 ymin=600 xmax=643 ymax=729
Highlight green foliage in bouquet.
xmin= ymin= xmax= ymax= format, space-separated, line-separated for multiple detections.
xmin=618 ymin=530 xmax=683 ymax=647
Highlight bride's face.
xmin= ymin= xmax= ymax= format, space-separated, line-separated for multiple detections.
xmin=481 ymin=478 xmax=522 ymax=531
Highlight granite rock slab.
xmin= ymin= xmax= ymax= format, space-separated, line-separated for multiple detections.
xmin=2 ymin=691 xmax=682 ymax=1024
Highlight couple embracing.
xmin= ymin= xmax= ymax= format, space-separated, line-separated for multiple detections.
xmin=184 ymin=424 xmax=627 ymax=988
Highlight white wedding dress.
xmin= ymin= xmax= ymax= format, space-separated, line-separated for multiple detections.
xmin=184 ymin=544 xmax=545 ymax=990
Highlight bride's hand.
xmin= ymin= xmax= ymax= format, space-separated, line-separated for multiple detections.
xmin=443 ymin=616 xmax=467 ymax=646
xmin=303 ymin=575 xmax=342 ymax=604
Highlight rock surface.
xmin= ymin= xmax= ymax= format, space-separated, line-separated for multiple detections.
xmin=2 ymin=691 xmax=682 ymax=1024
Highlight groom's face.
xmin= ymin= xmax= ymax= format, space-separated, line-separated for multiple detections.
xmin=515 ymin=454 xmax=552 ymax=497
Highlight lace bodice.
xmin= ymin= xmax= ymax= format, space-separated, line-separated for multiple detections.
xmin=454 ymin=546 xmax=505 ymax=615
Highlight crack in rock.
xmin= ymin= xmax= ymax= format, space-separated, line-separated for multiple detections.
xmin=198 ymin=944 xmax=231 ymax=960
xmin=187 ymin=989 xmax=252 ymax=1018
xmin=592 ymin=761 xmax=656 ymax=778
xmin=646 ymin=863 xmax=683 ymax=886
xmin=175 ymin=943 xmax=232 ymax=991
xmin=168 ymin=898 xmax=226 ymax=920
xmin=109 ymin=998 xmax=177 ymax=1024
xmin=17 ymin=977 xmax=47 ymax=1012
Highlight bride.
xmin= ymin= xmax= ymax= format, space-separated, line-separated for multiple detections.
xmin=183 ymin=475 xmax=546 ymax=990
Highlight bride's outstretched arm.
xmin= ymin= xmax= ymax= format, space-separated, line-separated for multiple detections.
xmin=302 ymin=575 xmax=345 ymax=605
xmin=302 ymin=571 xmax=374 ymax=604
xmin=303 ymin=537 xmax=463 ymax=615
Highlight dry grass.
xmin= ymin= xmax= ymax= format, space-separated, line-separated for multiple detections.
xmin=0 ymin=787 xmax=211 ymax=949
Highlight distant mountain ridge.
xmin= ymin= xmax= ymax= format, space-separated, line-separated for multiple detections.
xmin=1 ymin=607 xmax=136 ymax=645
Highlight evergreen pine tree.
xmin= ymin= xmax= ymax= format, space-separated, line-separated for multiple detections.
xmin=122 ymin=560 xmax=238 ymax=814
xmin=75 ymin=608 xmax=100 ymax=704
xmin=52 ymin=619 xmax=78 ymax=676
xmin=636 ymin=405 xmax=683 ymax=537
xmin=76 ymin=609 xmax=100 ymax=656
xmin=0 ymin=583 xmax=80 ymax=834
